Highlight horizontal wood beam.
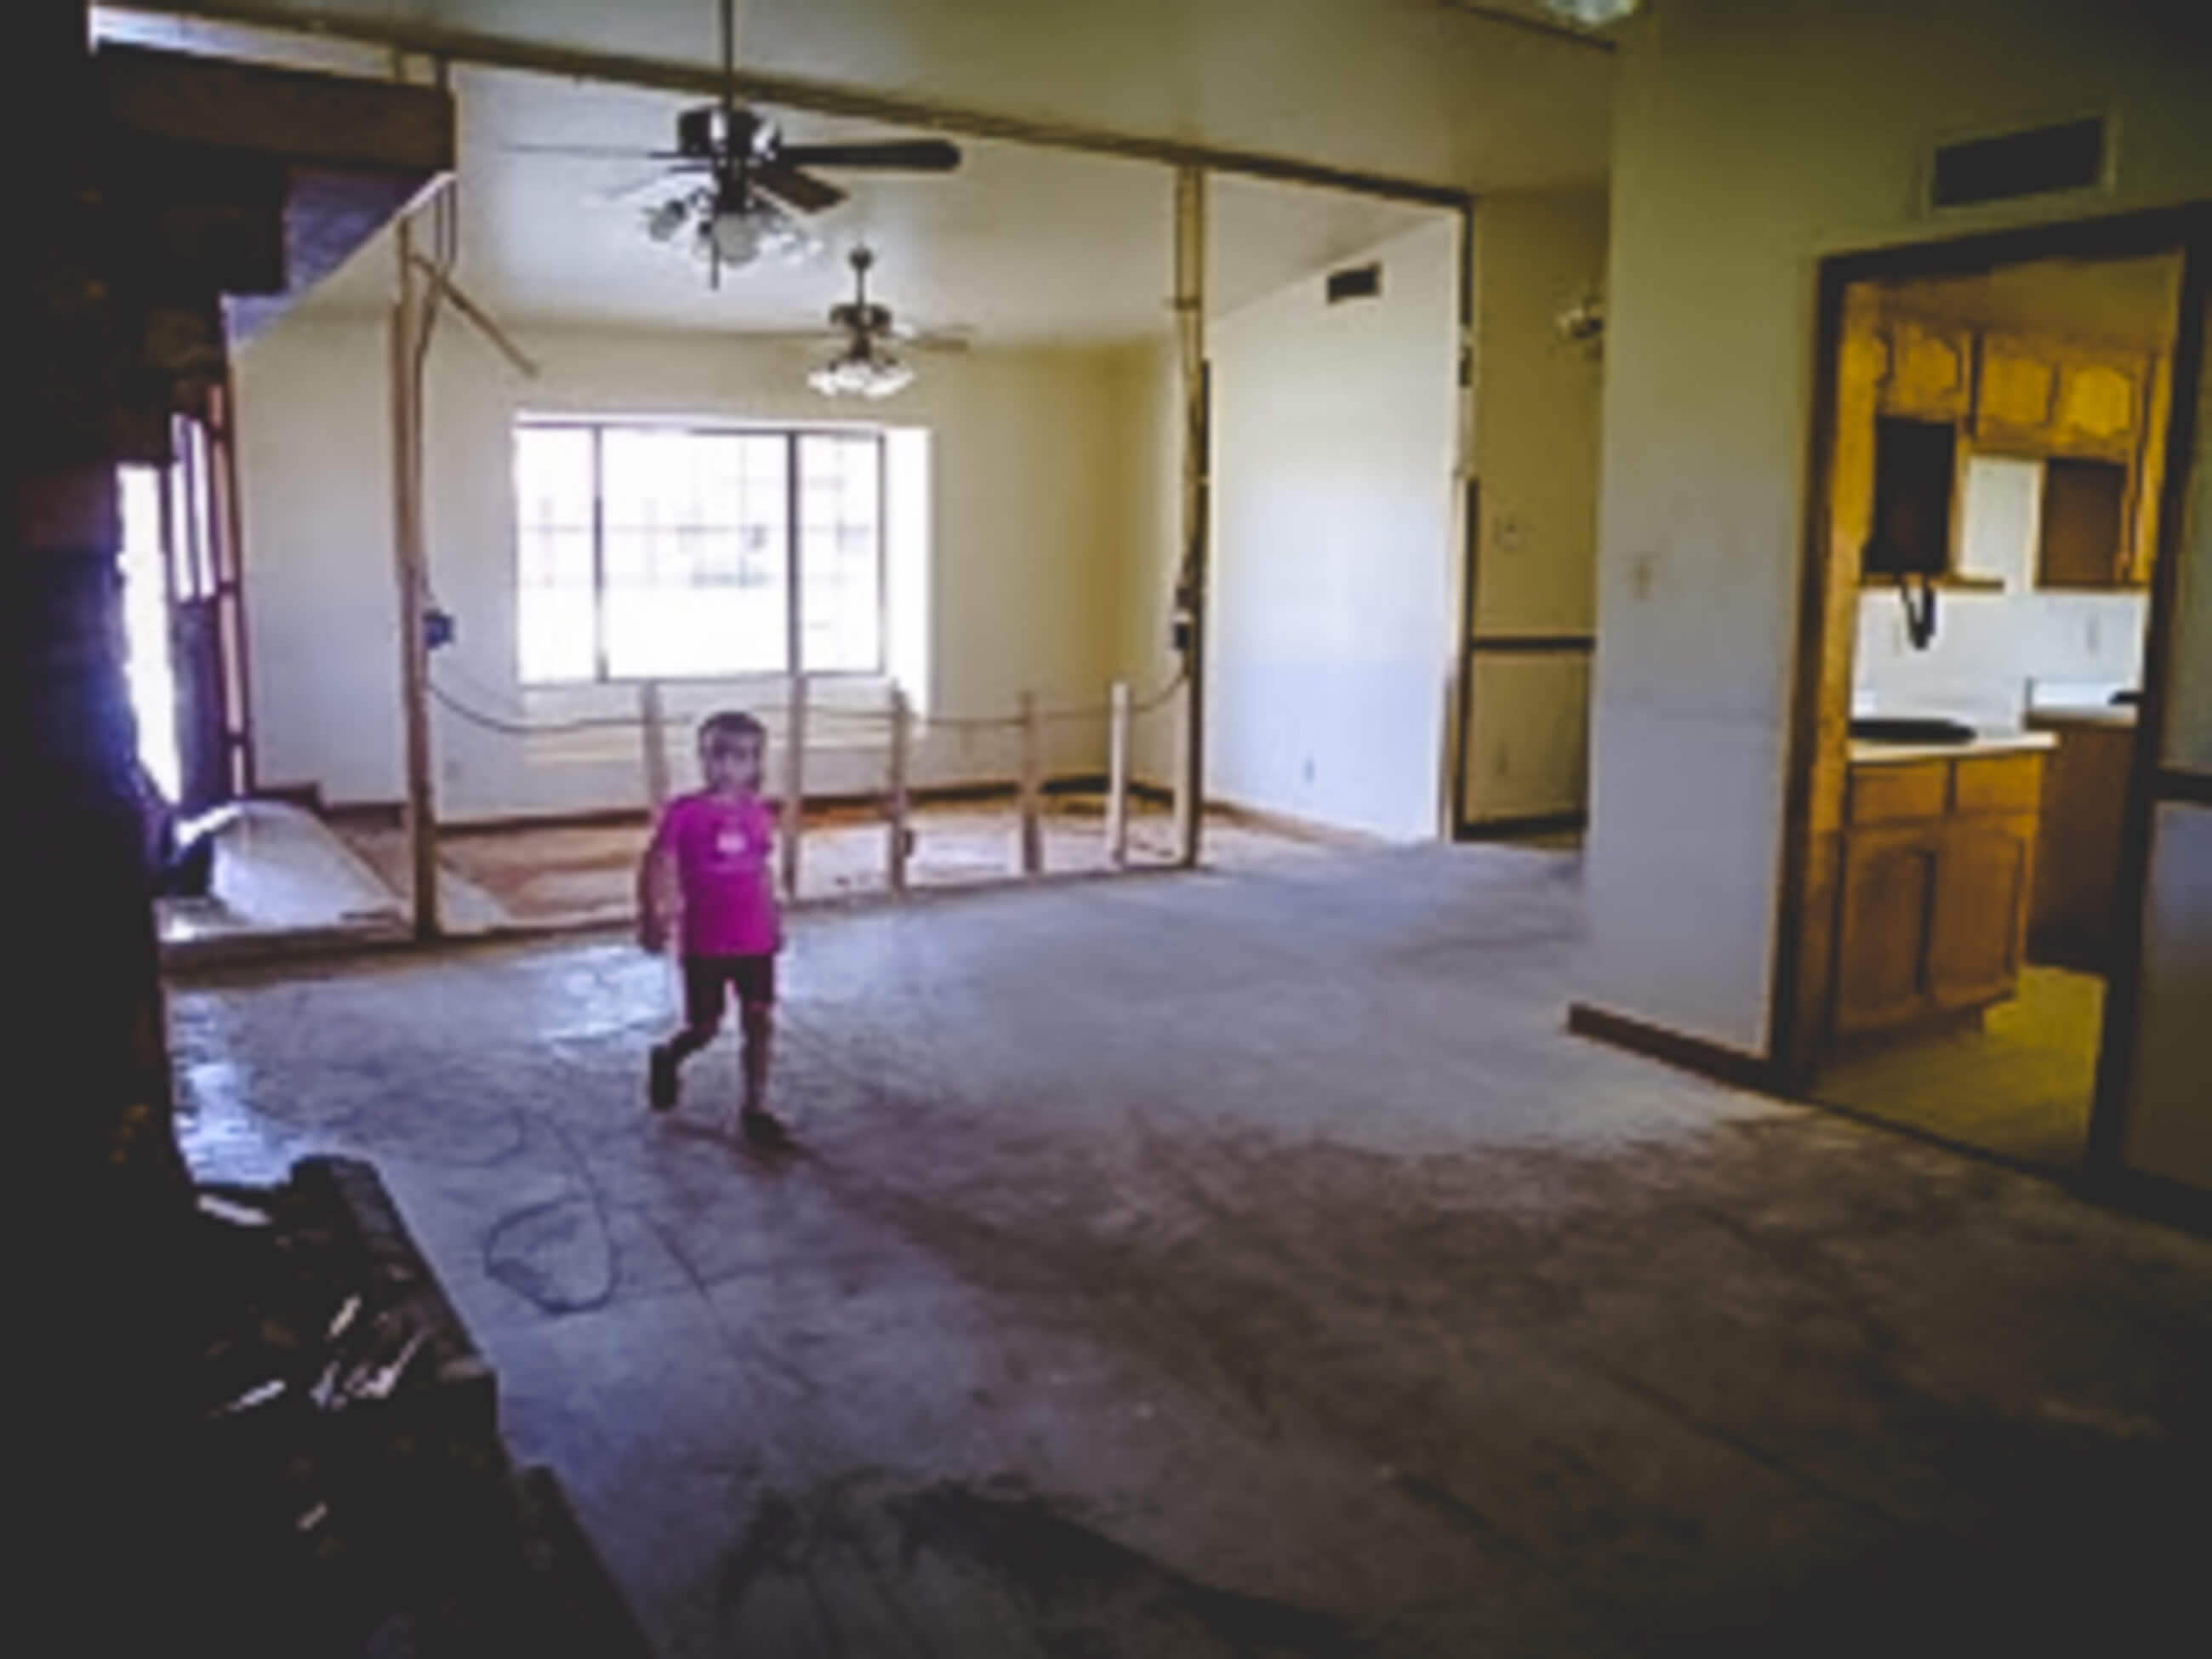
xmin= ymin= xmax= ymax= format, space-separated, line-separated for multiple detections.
xmin=99 ymin=39 xmax=453 ymax=173
xmin=116 ymin=0 xmax=1471 ymax=209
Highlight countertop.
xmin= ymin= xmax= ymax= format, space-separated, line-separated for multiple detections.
xmin=1848 ymin=731 xmax=2057 ymax=766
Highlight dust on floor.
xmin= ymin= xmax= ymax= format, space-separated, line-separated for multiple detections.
xmin=168 ymin=845 xmax=2212 ymax=1657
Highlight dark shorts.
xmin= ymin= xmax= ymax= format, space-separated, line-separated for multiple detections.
xmin=682 ymin=954 xmax=777 ymax=1027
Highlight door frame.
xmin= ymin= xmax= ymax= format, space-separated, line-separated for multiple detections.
xmin=1769 ymin=201 xmax=2212 ymax=1188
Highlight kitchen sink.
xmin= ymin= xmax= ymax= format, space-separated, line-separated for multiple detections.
xmin=1850 ymin=716 xmax=1977 ymax=745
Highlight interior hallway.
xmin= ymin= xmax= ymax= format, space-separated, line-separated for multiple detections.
xmin=170 ymin=846 xmax=2212 ymax=1657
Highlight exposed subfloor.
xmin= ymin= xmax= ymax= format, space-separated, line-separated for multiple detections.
xmin=1812 ymin=966 xmax=2103 ymax=1172
xmin=339 ymin=792 xmax=1330 ymax=928
xmin=168 ymin=845 xmax=2212 ymax=1657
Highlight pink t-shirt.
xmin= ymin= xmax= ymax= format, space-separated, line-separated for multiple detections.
xmin=653 ymin=791 xmax=780 ymax=957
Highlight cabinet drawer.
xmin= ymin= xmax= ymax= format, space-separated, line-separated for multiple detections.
xmin=1953 ymin=753 xmax=2044 ymax=816
xmin=1848 ymin=762 xmax=1949 ymax=825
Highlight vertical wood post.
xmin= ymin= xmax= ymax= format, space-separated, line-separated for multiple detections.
xmin=389 ymin=213 xmax=439 ymax=940
xmin=1172 ymin=164 xmax=1210 ymax=869
xmin=639 ymin=679 xmax=670 ymax=812
xmin=1107 ymin=679 xmax=1132 ymax=868
xmin=887 ymin=684 xmax=912 ymax=895
xmin=781 ymin=673 xmax=807 ymax=901
xmin=1018 ymin=690 xmax=1044 ymax=876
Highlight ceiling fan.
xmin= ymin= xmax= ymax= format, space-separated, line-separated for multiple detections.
xmin=510 ymin=0 xmax=961 ymax=284
xmin=799 ymin=245 xmax=968 ymax=398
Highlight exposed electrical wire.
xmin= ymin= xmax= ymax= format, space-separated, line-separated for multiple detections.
xmin=425 ymin=667 xmax=1188 ymax=741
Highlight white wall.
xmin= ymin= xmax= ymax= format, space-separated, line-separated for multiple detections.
xmin=233 ymin=316 xmax=1132 ymax=819
xmin=1463 ymin=188 xmax=1608 ymax=826
xmin=1585 ymin=0 xmax=2212 ymax=1054
xmin=1206 ymin=215 xmax=1460 ymax=840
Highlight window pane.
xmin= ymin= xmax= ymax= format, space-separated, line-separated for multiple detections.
xmin=601 ymin=429 xmax=787 ymax=677
xmin=515 ymin=425 xmax=593 ymax=529
xmin=517 ymin=527 xmax=597 ymax=682
xmin=798 ymin=435 xmax=882 ymax=673
xmin=516 ymin=427 xmax=598 ymax=682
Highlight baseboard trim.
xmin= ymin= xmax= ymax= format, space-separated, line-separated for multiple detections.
xmin=1207 ymin=797 xmax=1388 ymax=849
xmin=1458 ymin=810 xmax=1588 ymax=842
xmin=1566 ymin=1002 xmax=1776 ymax=1092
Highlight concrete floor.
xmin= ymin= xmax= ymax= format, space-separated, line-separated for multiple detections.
xmin=169 ymin=846 xmax=2212 ymax=1657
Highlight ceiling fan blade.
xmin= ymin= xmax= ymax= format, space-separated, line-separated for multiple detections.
xmin=904 ymin=331 xmax=973 ymax=354
xmin=504 ymin=142 xmax=691 ymax=160
xmin=754 ymin=160 xmax=847 ymax=214
xmin=776 ymin=138 xmax=962 ymax=172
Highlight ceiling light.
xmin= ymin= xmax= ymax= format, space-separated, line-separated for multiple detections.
xmin=1540 ymin=0 xmax=1641 ymax=25
xmin=698 ymin=194 xmax=815 ymax=270
xmin=643 ymin=195 xmax=693 ymax=243
xmin=807 ymin=343 xmax=914 ymax=400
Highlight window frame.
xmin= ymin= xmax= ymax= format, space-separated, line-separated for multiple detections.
xmin=514 ymin=415 xmax=890 ymax=687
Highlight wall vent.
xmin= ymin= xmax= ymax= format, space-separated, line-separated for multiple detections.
xmin=1930 ymin=117 xmax=2107 ymax=209
xmin=1326 ymin=263 xmax=1382 ymax=305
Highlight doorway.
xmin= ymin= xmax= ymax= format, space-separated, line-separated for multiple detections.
xmin=1774 ymin=212 xmax=2207 ymax=1179
xmin=121 ymin=391 xmax=255 ymax=818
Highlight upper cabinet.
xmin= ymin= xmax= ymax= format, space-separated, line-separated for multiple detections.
xmin=1864 ymin=306 xmax=2168 ymax=590
xmin=1972 ymin=333 xmax=2061 ymax=447
xmin=2051 ymin=349 xmax=2152 ymax=461
xmin=1879 ymin=318 xmax=1974 ymax=421
xmin=1970 ymin=330 xmax=2152 ymax=462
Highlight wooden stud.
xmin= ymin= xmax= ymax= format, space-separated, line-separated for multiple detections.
xmin=639 ymin=679 xmax=670 ymax=812
xmin=389 ymin=214 xmax=439 ymax=941
xmin=1172 ymin=163 xmax=1209 ymax=869
xmin=887 ymin=685 xmax=912 ymax=895
xmin=1107 ymin=679 xmax=1132 ymax=868
xmin=1018 ymin=690 xmax=1045 ymax=876
xmin=781 ymin=674 xmax=806 ymax=901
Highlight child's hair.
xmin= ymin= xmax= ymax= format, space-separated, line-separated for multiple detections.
xmin=698 ymin=710 xmax=767 ymax=752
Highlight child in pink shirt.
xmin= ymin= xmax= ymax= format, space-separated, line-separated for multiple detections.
xmin=638 ymin=711 xmax=789 ymax=1148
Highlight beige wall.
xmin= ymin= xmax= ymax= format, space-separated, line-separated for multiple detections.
xmin=233 ymin=314 xmax=1132 ymax=818
xmin=1584 ymin=0 xmax=2212 ymax=1055
xmin=1106 ymin=339 xmax=1185 ymax=790
xmin=1204 ymin=216 xmax=1462 ymax=841
xmin=1462 ymin=188 xmax=1608 ymax=826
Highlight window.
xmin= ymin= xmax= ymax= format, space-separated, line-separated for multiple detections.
xmin=515 ymin=420 xmax=885 ymax=683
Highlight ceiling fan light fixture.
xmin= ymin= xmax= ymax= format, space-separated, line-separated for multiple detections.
xmin=807 ymin=346 xmax=913 ymax=400
xmin=700 ymin=194 xmax=816 ymax=269
xmin=643 ymin=194 xmax=693 ymax=243
xmin=1538 ymin=0 xmax=1641 ymax=25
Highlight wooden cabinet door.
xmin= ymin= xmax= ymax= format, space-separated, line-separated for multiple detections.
xmin=1880 ymin=318 xmax=1973 ymax=420
xmin=1832 ymin=824 xmax=1941 ymax=1036
xmin=2051 ymin=350 xmax=2146 ymax=462
xmin=1928 ymin=813 xmax=2036 ymax=1011
xmin=1975 ymin=333 xmax=2061 ymax=448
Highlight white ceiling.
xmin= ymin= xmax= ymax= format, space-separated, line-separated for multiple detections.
xmin=98 ymin=1 xmax=1613 ymax=343
xmin=107 ymin=1 xmax=1616 ymax=188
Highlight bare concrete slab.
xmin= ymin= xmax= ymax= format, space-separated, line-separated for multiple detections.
xmin=168 ymin=845 xmax=2212 ymax=1657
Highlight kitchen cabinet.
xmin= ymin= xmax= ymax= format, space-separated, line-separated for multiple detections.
xmin=1878 ymin=316 xmax=1974 ymax=421
xmin=2052 ymin=349 xmax=2151 ymax=460
xmin=2026 ymin=708 xmax=2135 ymax=968
xmin=1829 ymin=747 xmax=2045 ymax=1043
xmin=1973 ymin=332 xmax=2061 ymax=447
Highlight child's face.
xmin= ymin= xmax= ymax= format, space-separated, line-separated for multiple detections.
xmin=702 ymin=732 xmax=766 ymax=795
